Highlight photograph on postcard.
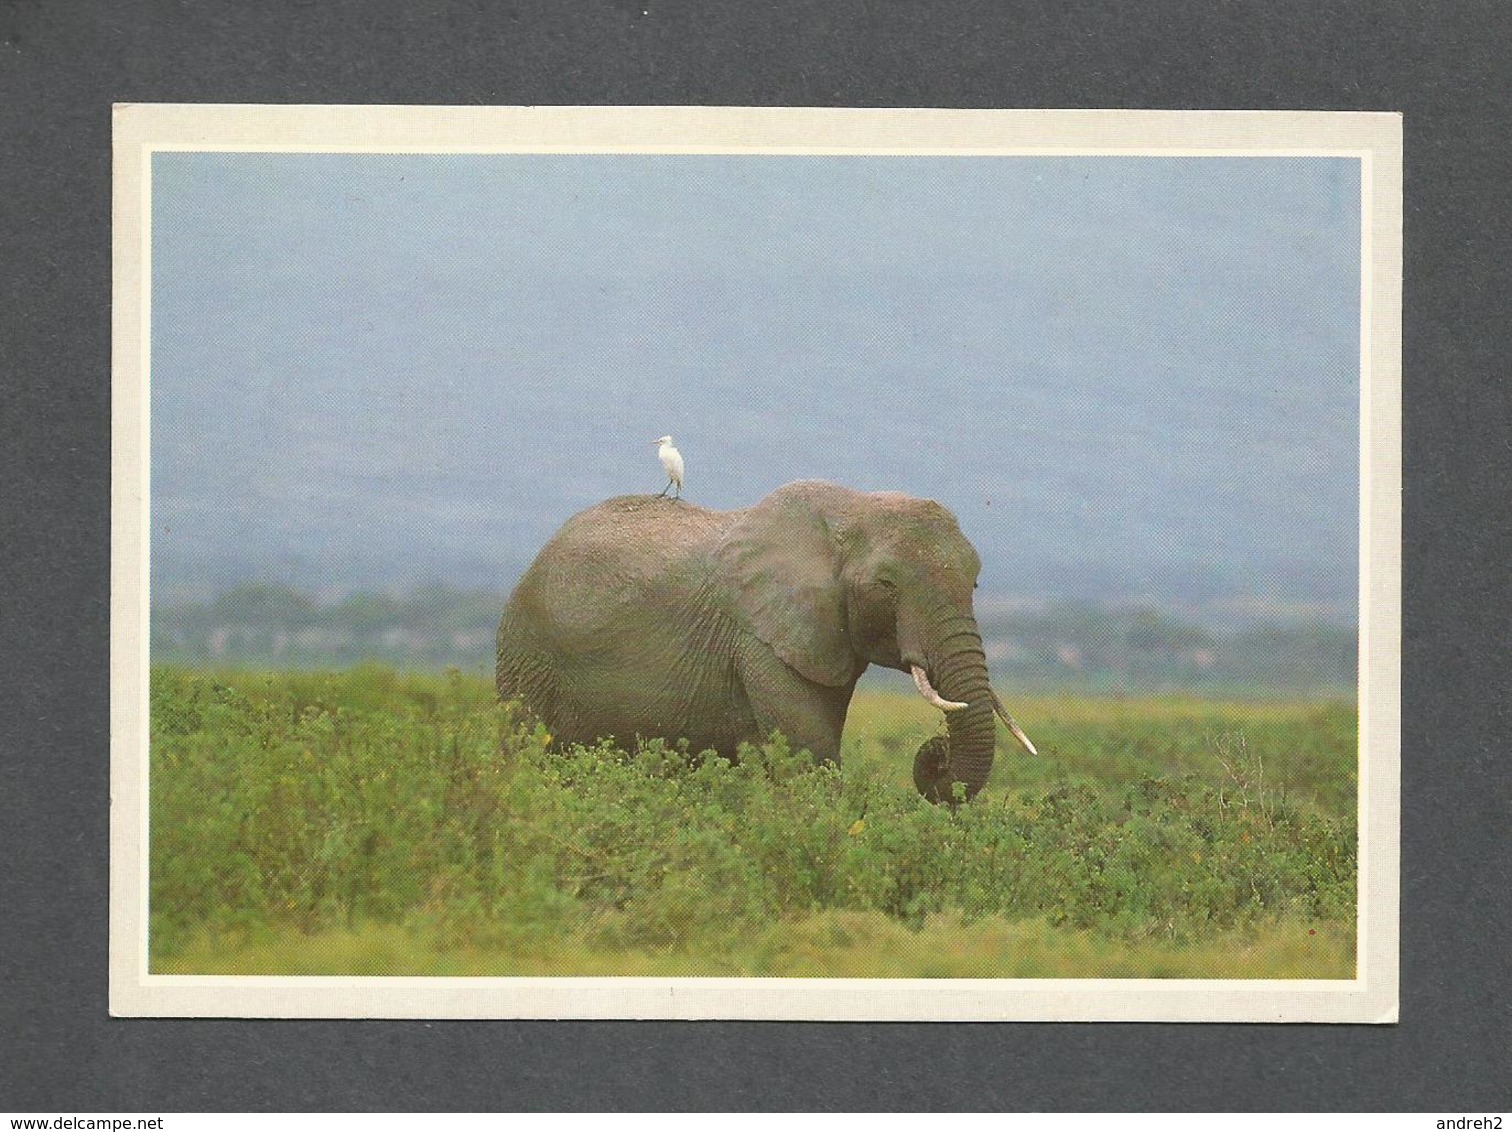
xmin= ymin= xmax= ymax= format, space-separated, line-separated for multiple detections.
xmin=112 ymin=107 xmax=1400 ymax=1019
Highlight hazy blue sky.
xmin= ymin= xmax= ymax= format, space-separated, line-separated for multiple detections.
xmin=151 ymin=152 xmax=1360 ymax=614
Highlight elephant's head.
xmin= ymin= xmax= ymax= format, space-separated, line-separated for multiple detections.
xmin=716 ymin=481 xmax=1037 ymax=803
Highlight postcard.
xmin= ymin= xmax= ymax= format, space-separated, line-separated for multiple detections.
xmin=112 ymin=105 xmax=1400 ymax=1020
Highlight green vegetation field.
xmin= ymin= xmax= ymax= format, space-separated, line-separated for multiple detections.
xmin=149 ymin=666 xmax=1357 ymax=978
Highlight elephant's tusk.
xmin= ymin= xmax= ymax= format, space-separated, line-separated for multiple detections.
xmin=990 ymin=689 xmax=1039 ymax=756
xmin=911 ymin=665 xmax=969 ymax=712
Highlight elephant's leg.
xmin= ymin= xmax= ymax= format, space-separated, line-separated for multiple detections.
xmin=734 ymin=640 xmax=854 ymax=764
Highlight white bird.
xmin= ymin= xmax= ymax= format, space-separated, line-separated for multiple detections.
xmin=652 ymin=435 xmax=684 ymax=499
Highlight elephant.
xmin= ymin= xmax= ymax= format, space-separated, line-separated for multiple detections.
xmin=496 ymin=480 xmax=1037 ymax=802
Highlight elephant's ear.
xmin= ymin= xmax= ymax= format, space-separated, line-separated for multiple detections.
xmin=714 ymin=494 xmax=856 ymax=687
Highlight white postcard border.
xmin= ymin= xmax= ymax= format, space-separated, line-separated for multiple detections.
xmin=111 ymin=105 xmax=1401 ymax=1022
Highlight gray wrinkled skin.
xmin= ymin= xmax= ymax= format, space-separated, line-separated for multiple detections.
xmin=497 ymin=480 xmax=1008 ymax=802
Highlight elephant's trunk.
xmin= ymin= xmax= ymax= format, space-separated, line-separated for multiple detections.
xmin=908 ymin=606 xmax=1000 ymax=804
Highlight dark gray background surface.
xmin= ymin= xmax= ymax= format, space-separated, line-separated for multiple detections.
xmin=3 ymin=0 xmax=1508 ymax=1112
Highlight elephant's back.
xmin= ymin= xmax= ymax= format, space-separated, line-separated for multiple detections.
xmin=504 ymin=495 xmax=730 ymax=638
xmin=558 ymin=494 xmax=728 ymax=551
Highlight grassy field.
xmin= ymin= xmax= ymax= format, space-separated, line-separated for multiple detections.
xmin=149 ymin=666 xmax=1357 ymax=978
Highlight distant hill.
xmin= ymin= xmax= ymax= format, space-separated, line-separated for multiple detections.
xmin=150 ymin=155 xmax=1360 ymax=622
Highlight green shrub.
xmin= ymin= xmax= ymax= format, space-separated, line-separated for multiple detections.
xmin=149 ymin=667 xmax=1356 ymax=969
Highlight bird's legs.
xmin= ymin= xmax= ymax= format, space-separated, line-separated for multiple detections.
xmin=657 ymin=478 xmax=673 ymax=498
